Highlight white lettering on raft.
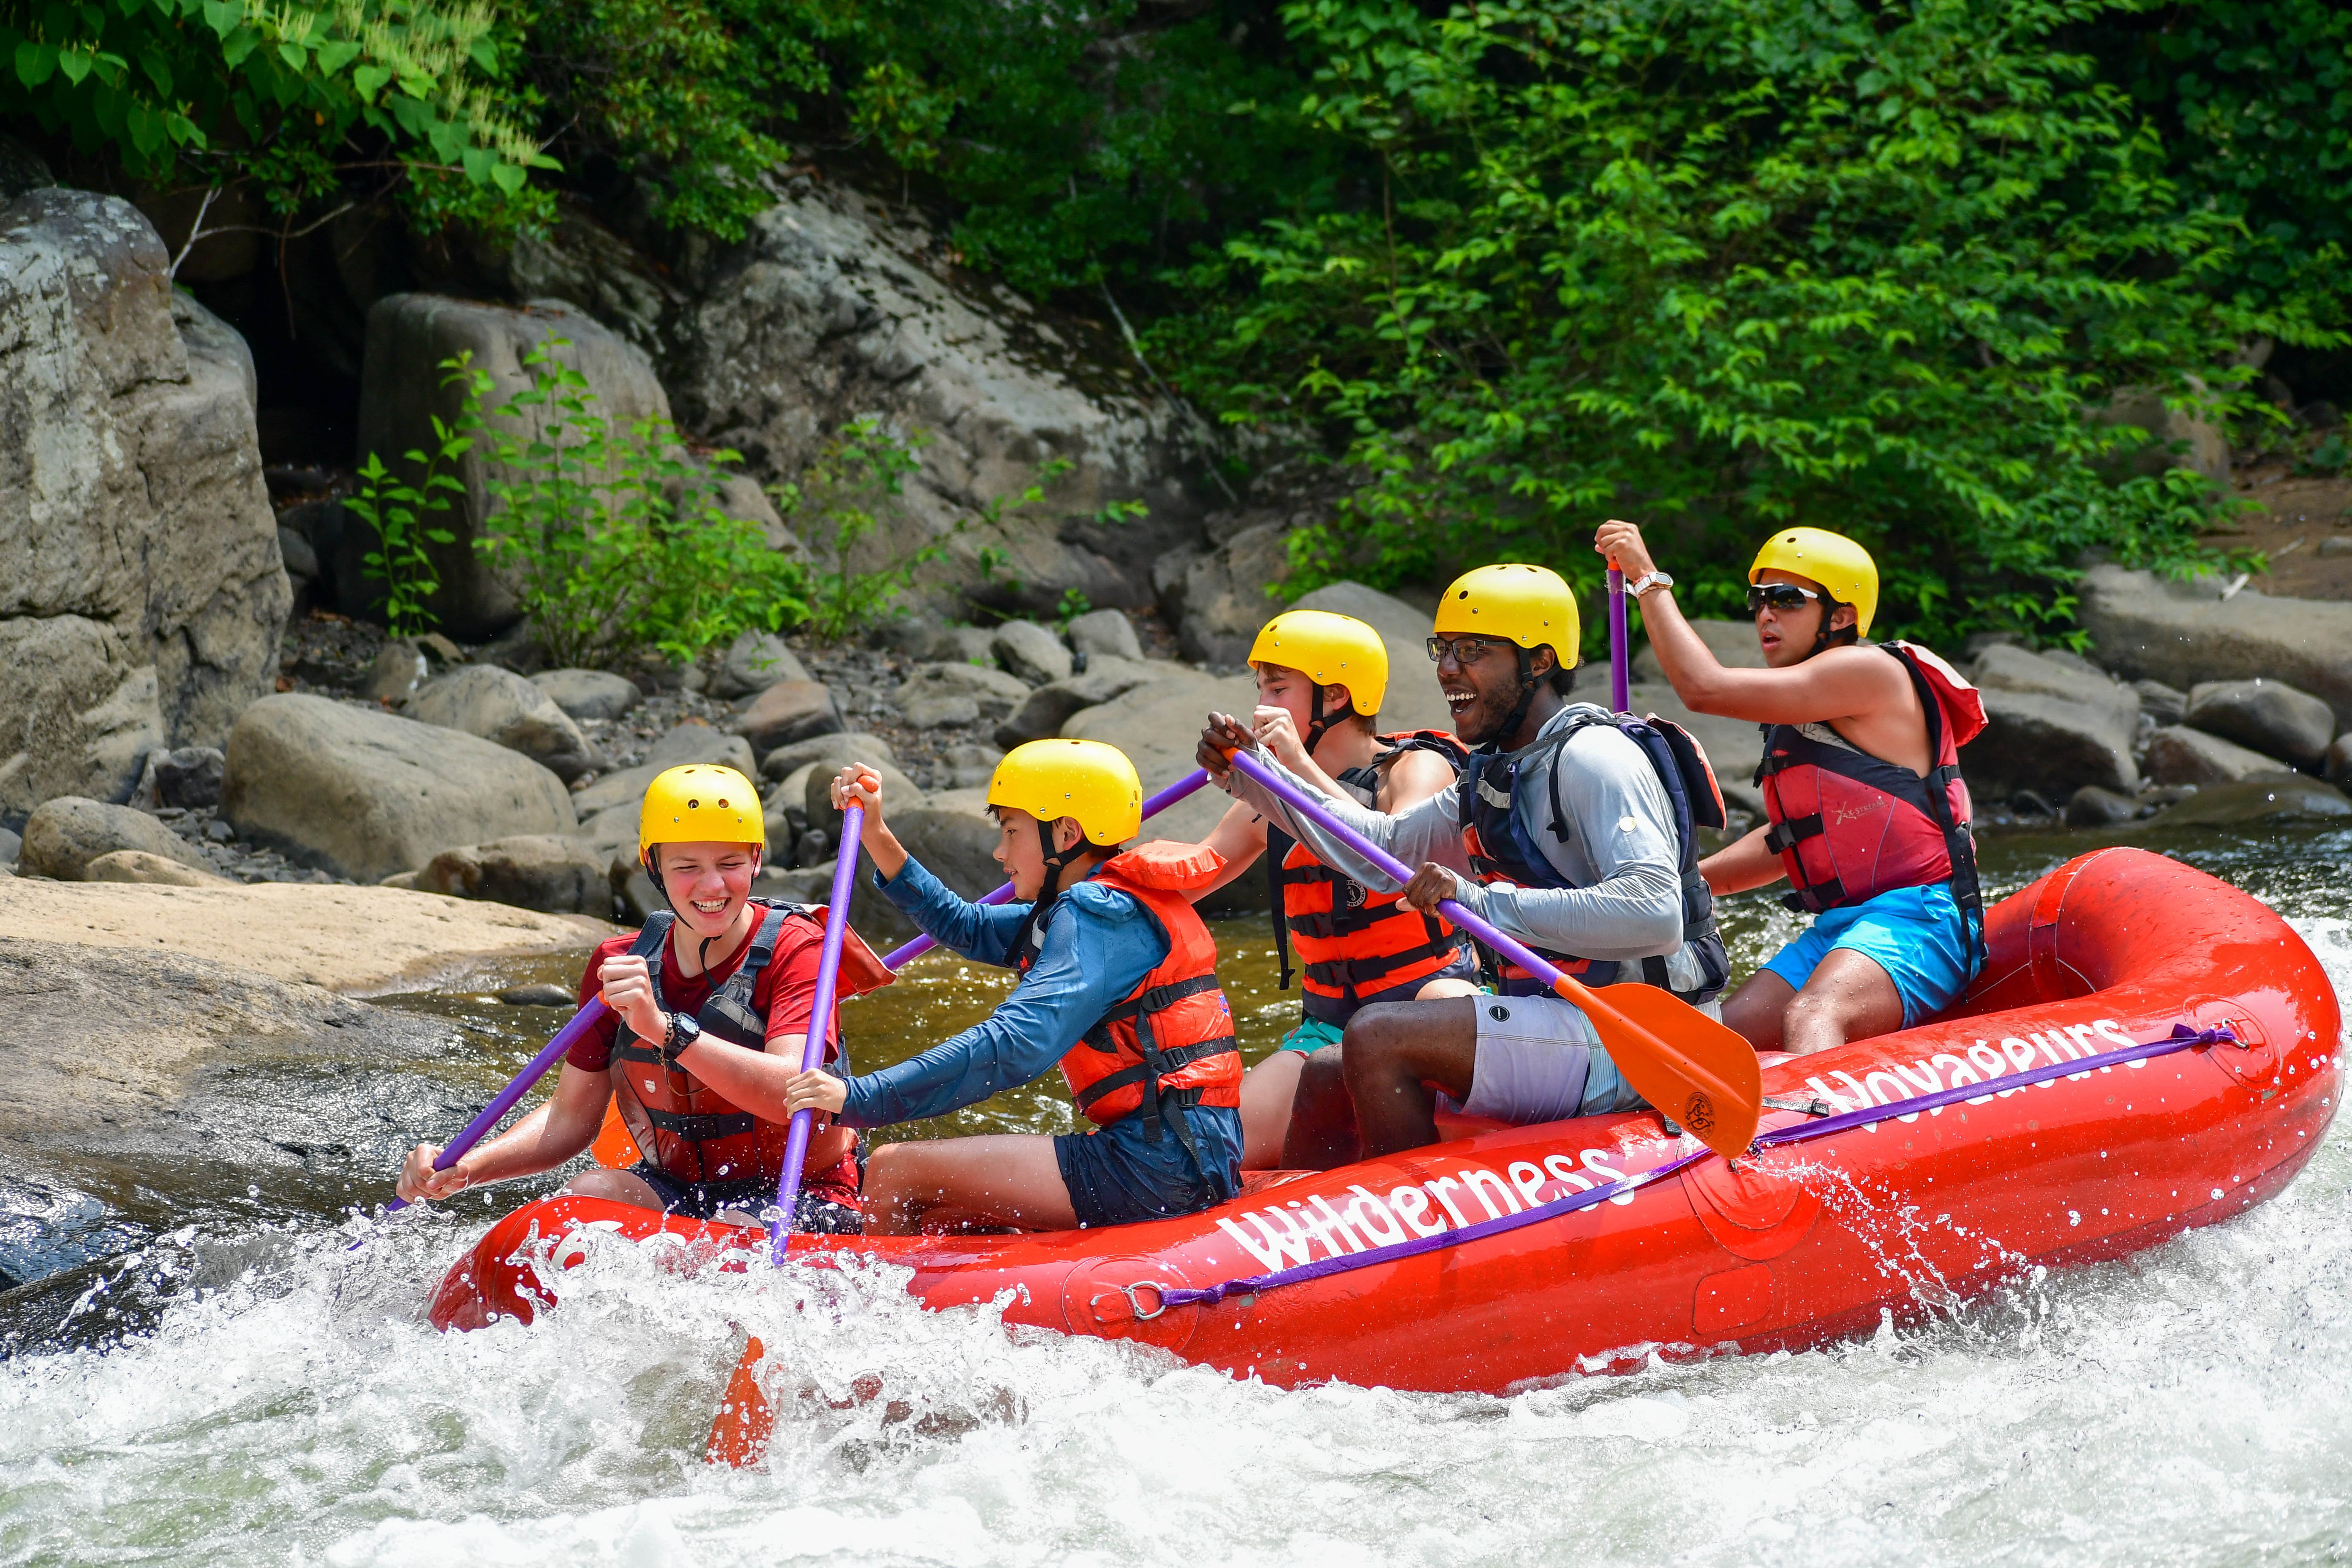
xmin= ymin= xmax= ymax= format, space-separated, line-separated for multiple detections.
xmin=1210 ymin=1013 xmax=2166 ymax=1271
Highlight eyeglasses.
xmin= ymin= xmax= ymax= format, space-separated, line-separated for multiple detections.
xmin=1745 ymin=583 xmax=1829 ymax=616
xmin=1426 ymin=634 xmax=1511 ymax=667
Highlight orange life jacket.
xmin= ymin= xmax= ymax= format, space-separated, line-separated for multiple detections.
xmin=608 ymin=899 xmax=889 ymax=1186
xmin=1036 ymin=842 xmax=1242 ymax=1164
xmin=1268 ymin=730 xmax=1473 ymax=1023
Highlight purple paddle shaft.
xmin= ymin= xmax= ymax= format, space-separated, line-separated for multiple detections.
xmin=770 ymin=803 xmax=865 ymax=1257
xmin=384 ymin=997 xmax=611 ymax=1213
xmin=878 ymin=767 xmax=1213 ymax=968
xmin=1607 ymin=566 xmax=1630 ymax=714
xmin=1228 ymin=749 xmax=1571 ymax=994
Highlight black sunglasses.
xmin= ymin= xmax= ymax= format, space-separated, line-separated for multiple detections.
xmin=1745 ymin=583 xmax=1829 ymax=615
xmin=1426 ymin=634 xmax=1511 ymax=666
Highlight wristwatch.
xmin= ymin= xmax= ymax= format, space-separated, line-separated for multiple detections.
xmin=1626 ymin=571 xmax=1675 ymax=599
xmin=661 ymin=1010 xmax=702 ymax=1068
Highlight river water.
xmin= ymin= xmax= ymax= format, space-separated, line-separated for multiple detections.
xmin=3 ymin=825 xmax=2349 ymax=1565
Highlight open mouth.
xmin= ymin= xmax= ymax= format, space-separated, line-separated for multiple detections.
xmin=1443 ymin=686 xmax=1478 ymax=719
xmin=691 ymin=897 xmax=731 ymax=915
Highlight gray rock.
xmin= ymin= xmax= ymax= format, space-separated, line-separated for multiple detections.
xmin=19 ymin=797 xmax=212 ymax=880
xmin=2328 ymin=733 xmax=2352 ymax=789
xmin=992 ymin=619 xmax=1074 ymax=686
xmin=405 ymin=664 xmax=595 ymax=781
xmin=151 ymin=746 xmax=226 ymax=809
xmin=1626 ymin=681 xmax=1766 ymax=822
xmin=1288 ymin=581 xmax=1458 ymax=737
xmin=2143 ymin=724 xmax=2296 ymax=787
xmin=499 ymin=983 xmax=576 ymax=1007
xmin=221 ymin=694 xmax=576 ymax=883
xmin=996 ymin=656 xmax=1163 ymax=747
xmin=531 ymin=668 xmax=641 ymax=721
xmin=1971 ymin=645 xmax=2142 ymax=734
xmin=901 ymin=689 xmax=981 ymax=730
xmin=2080 ymin=563 xmax=2352 ymax=729
xmin=0 ymin=190 xmax=287 ymax=814
xmin=350 ymin=294 xmax=670 ymax=638
xmin=760 ymin=731 xmax=896 ymax=781
xmin=418 ymin=834 xmax=610 ymax=915
xmin=0 ymin=825 xmax=18 ymax=869
xmin=2132 ymin=678 xmax=2187 ymax=727
xmin=803 ymin=756 xmax=920 ymax=842
xmin=885 ymin=787 xmax=1005 ymax=899
xmin=931 ymin=626 xmax=999 ymax=666
xmin=2183 ymin=678 xmax=2336 ymax=768
xmin=1160 ymin=523 xmax=1292 ymax=666
xmin=2065 ymin=785 xmax=2142 ymax=828
xmin=572 ymin=723 xmax=757 ymax=817
xmin=276 ymin=525 xmax=318 ymax=582
xmin=1062 ymin=667 xmax=1260 ymax=842
xmin=710 ymin=629 xmax=811 ymax=699
xmin=364 ymin=640 xmax=428 ymax=704
xmin=1964 ymin=686 xmax=2140 ymax=799
xmin=1632 ymin=619 xmax=1766 ymax=685
xmin=2147 ymin=777 xmax=2352 ymax=829
xmin=2320 ymin=536 xmax=2352 ymax=561
xmin=730 ymin=679 xmax=844 ymax=753
xmin=937 ymin=743 xmax=1004 ymax=790
xmin=2093 ymin=382 xmax=2230 ymax=482
xmin=667 ymin=180 xmax=1207 ymax=621
xmin=897 ymin=661 xmax=1033 ymax=724
xmin=1067 ymin=608 xmax=1144 ymax=665
xmin=84 ymin=848 xmax=228 ymax=886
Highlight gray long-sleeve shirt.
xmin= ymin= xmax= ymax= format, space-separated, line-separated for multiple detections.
xmin=1222 ymin=702 xmax=1712 ymax=990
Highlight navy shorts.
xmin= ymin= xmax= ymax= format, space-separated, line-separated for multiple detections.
xmin=1053 ymin=1103 xmax=1243 ymax=1229
xmin=632 ymin=1165 xmax=863 ymax=1234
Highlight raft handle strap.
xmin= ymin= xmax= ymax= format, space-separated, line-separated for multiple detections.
xmin=1152 ymin=1022 xmax=2238 ymax=1314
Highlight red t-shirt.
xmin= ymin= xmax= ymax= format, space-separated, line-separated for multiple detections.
xmin=570 ymin=912 xmax=857 ymax=1201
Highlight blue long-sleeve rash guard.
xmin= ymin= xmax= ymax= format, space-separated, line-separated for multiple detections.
xmin=835 ymin=855 xmax=1170 ymax=1128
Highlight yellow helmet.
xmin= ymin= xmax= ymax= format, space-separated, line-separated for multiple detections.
xmin=986 ymin=739 xmax=1141 ymax=847
xmin=638 ymin=763 xmax=765 ymax=863
xmin=1248 ymin=609 xmax=1388 ymax=716
xmin=1433 ymin=564 xmax=1581 ymax=667
xmin=1749 ymin=527 xmax=1878 ymax=636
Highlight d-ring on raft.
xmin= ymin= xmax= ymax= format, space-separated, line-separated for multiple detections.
xmin=428 ymin=847 xmax=2339 ymax=1399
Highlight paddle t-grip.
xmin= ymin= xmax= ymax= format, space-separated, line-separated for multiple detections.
xmin=771 ymin=803 xmax=865 ymax=1259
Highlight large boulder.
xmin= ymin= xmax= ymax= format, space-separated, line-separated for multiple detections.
xmin=2183 ymin=679 xmax=2335 ymax=768
xmin=531 ymin=667 xmax=641 ymax=721
xmin=1156 ymin=523 xmax=1292 ymax=666
xmin=762 ymin=730 xmax=896 ymax=781
xmin=894 ymin=662 xmax=1032 ymax=726
xmin=1625 ymin=682 xmax=1766 ymax=822
xmin=349 ymin=294 xmax=671 ymax=639
xmin=2147 ymin=777 xmax=2352 ymax=830
xmin=995 ymin=656 xmax=1162 ymax=748
xmin=418 ymin=834 xmax=610 ymax=915
xmin=1061 ymin=668 xmax=1259 ymax=843
xmin=404 ymin=664 xmax=595 ymax=781
xmin=19 ymin=797 xmax=211 ymax=880
xmin=84 ymin=848 xmax=229 ymax=886
xmin=221 ymin=694 xmax=576 ymax=883
xmin=1632 ymin=619 xmax=1766 ymax=685
xmin=729 ymin=679 xmax=844 ymax=753
xmin=2093 ymin=384 xmax=2230 ymax=482
xmin=0 ymin=189 xmax=288 ymax=814
xmin=885 ymin=787 xmax=1004 ymax=900
xmin=710 ymin=629 xmax=811 ymax=699
xmin=803 ymin=756 xmax=921 ymax=842
xmin=1960 ymin=646 xmax=2141 ymax=799
xmin=1066 ymin=608 xmax=1145 ymax=665
xmin=1288 ymin=581 xmax=1456 ymax=738
xmin=2079 ymin=564 xmax=2352 ymax=729
xmin=2143 ymin=725 xmax=2295 ymax=788
xmin=992 ymin=620 xmax=1073 ymax=686
xmin=572 ymin=723 xmax=758 ymax=861
xmin=666 ymin=178 xmax=1210 ymax=620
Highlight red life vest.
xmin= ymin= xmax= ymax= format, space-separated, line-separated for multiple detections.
xmin=608 ymin=899 xmax=889 ymax=1186
xmin=1268 ymin=730 xmax=1474 ymax=1024
xmin=1037 ymin=842 xmax=1242 ymax=1162
xmin=1755 ymin=641 xmax=1986 ymax=923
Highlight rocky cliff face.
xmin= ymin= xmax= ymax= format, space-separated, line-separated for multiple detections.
xmin=0 ymin=188 xmax=288 ymax=817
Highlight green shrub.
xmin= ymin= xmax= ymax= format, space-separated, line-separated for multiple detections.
xmin=344 ymin=357 xmax=474 ymax=638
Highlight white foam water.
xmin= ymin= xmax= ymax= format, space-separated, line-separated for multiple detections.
xmin=4 ymin=917 xmax=2347 ymax=1567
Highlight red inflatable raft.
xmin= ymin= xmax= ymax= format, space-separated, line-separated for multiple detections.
xmin=429 ymin=848 xmax=2338 ymax=1394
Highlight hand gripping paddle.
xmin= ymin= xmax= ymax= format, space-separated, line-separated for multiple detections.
xmin=1225 ymin=746 xmax=1761 ymax=1160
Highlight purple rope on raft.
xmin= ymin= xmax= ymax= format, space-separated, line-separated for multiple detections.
xmin=1153 ymin=1023 xmax=2238 ymax=1312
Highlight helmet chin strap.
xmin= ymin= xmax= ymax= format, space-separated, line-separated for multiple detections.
xmin=1808 ymin=598 xmax=1849 ymax=659
xmin=1483 ymin=646 xmax=1540 ymax=754
xmin=1302 ymin=683 xmax=1357 ymax=756
xmin=1011 ymin=818 xmax=1090 ymax=964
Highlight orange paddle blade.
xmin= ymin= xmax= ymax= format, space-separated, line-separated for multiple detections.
xmin=1553 ymin=976 xmax=1761 ymax=1160
xmin=589 ymin=1101 xmax=635 ymax=1170
xmin=705 ymin=1337 xmax=777 ymax=1468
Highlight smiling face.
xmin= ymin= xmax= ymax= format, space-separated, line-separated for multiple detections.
xmin=1433 ymin=637 xmax=1555 ymax=746
xmin=648 ymin=840 xmax=759 ymax=938
xmin=991 ymin=808 xmax=1087 ymax=901
xmin=1753 ymin=568 xmax=1858 ymax=668
xmin=1253 ymin=662 xmax=1354 ymax=735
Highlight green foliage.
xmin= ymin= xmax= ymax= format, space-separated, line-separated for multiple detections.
xmin=774 ymin=415 xmax=1068 ymax=642
xmin=346 ymin=361 xmax=473 ymax=636
xmin=466 ymin=339 xmax=809 ymax=668
xmin=0 ymin=0 xmax=552 ymax=230
xmin=1157 ymin=0 xmax=2342 ymax=645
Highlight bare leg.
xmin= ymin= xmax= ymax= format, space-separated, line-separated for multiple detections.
xmin=563 ymin=1166 xmax=668 ymax=1209
xmin=1780 ymin=948 xmax=1906 ymax=1055
xmin=1416 ymin=976 xmax=1479 ymax=1001
xmin=1239 ymin=1050 xmax=1307 ymax=1170
xmin=1279 ymin=1045 xmax=1359 ymax=1170
xmin=1337 ymin=996 xmax=1479 ymax=1159
xmin=861 ymin=1135 xmax=1080 ymax=1236
xmin=1721 ymin=970 xmax=1796 ymax=1051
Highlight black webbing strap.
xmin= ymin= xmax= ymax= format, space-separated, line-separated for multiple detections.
xmin=642 ymin=1106 xmax=757 ymax=1140
xmin=1265 ymin=825 xmax=1295 ymax=992
xmin=1763 ymin=814 xmax=1823 ymax=854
